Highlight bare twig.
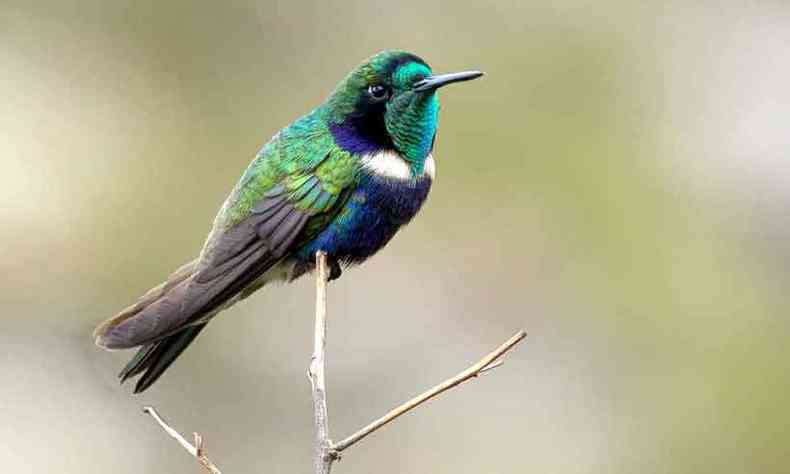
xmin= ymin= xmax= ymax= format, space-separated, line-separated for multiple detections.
xmin=307 ymin=251 xmax=527 ymax=474
xmin=309 ymin=251 xmax=337 ymax=474
xmin=142 ymin=406 xmax=222 ymax=474
xmin=331 ymin=330 xmax=527 ymax=452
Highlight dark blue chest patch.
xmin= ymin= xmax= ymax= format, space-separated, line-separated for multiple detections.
xmin=296 ymin=173 xmax=432 ymax=266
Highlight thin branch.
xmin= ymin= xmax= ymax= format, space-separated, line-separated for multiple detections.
xmin=332 ymin=330 xmax=527 ymax=452
xmin=142 ymin=406 xmax=222 ymax=474
xmin=309 ymin=251 xmax=336 ymax=474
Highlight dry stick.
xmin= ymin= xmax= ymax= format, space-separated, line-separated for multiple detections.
xmin=332 ymin=329 xmax=527 ymax=452
xmin=308 ymin=251 xmax=527 ymax=473
xmin=309 ymin=251 xmax=335 ymax=474
xmin=142 ymin=406 xmax=222 ymax=474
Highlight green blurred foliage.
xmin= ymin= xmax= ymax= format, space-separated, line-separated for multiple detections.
xmin=1 ymin=1 xmax=787 ymax=473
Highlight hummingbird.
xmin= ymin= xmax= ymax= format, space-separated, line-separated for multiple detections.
xmin=94 ymin=50 xmax=483 ymax=393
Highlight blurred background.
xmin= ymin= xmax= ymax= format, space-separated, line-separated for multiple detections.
xmin=2 ymin=1 xmax=788 ymax=473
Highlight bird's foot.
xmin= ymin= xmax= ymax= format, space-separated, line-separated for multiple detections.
xmin=328 ymin=259 xmax=342 ymax=282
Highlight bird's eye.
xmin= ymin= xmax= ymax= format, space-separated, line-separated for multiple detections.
xmin=367 ymin=84 xmax=390 ymax=101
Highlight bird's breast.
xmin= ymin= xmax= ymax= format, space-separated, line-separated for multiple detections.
xmin=296 ymin=151 xmax=434 ymax=265
xmin=353 ymin=150 xmax=435 ymax=232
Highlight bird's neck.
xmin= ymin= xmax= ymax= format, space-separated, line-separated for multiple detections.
xmin=384 ymin=95 xmax=439 ymax=175
xmin=323 ymin=98 xmax=438 ymax=177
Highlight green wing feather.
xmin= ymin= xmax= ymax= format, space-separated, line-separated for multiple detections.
xmin=183 ymin=115 xmax=359 ymax=322
xmin=200 ymin=116 xmax=358 ymax=272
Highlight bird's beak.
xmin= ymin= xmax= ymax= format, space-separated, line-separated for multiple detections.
xmin=412 ymin=70 xmax=484 ymax=92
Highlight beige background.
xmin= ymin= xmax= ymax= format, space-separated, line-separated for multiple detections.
xmin=2 ymin=1 xmax=788 ymax=473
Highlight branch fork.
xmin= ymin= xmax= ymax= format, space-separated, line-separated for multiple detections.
xmin=142 ymin=406 xmax=222 ymax=474
xmin=143 ymin=250 xmax=527 ymax=474
xmin=309 ymin=251 xmax=526 ymax=473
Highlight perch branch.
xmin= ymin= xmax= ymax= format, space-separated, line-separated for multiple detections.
xmin=140 ymin=251 xmax=527 ymax=474
xmin=309 ymin=251 xmax=336 ymax=474
xmin=309 ymin=250 xmax=527 ymax=474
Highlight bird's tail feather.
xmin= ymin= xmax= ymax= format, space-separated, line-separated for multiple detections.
xmin=93 ymin=259 xmax=199 ymax=350
xmin=93 ymin=259 xmax=206 ymax=393
xmin=94 ymin=244 xmax=281 ymax=392
xmin=119 ymin=324 xmax=207 ymax=393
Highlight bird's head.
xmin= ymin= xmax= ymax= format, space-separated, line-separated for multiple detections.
xmin=323 ymin=50 xmax=483 ymax=175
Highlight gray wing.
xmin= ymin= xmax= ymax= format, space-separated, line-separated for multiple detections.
xmin=94 ymin=186 xmax=313 ymax=350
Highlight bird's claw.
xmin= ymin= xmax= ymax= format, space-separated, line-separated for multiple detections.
xmin=328 ymin=260 xmax=342 ymax=282
xmin=325 ymin=445 xmax=341 ymax=462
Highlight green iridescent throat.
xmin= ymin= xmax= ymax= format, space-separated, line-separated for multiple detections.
xmin=385 ymin=91 xmax=439 ymax=175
